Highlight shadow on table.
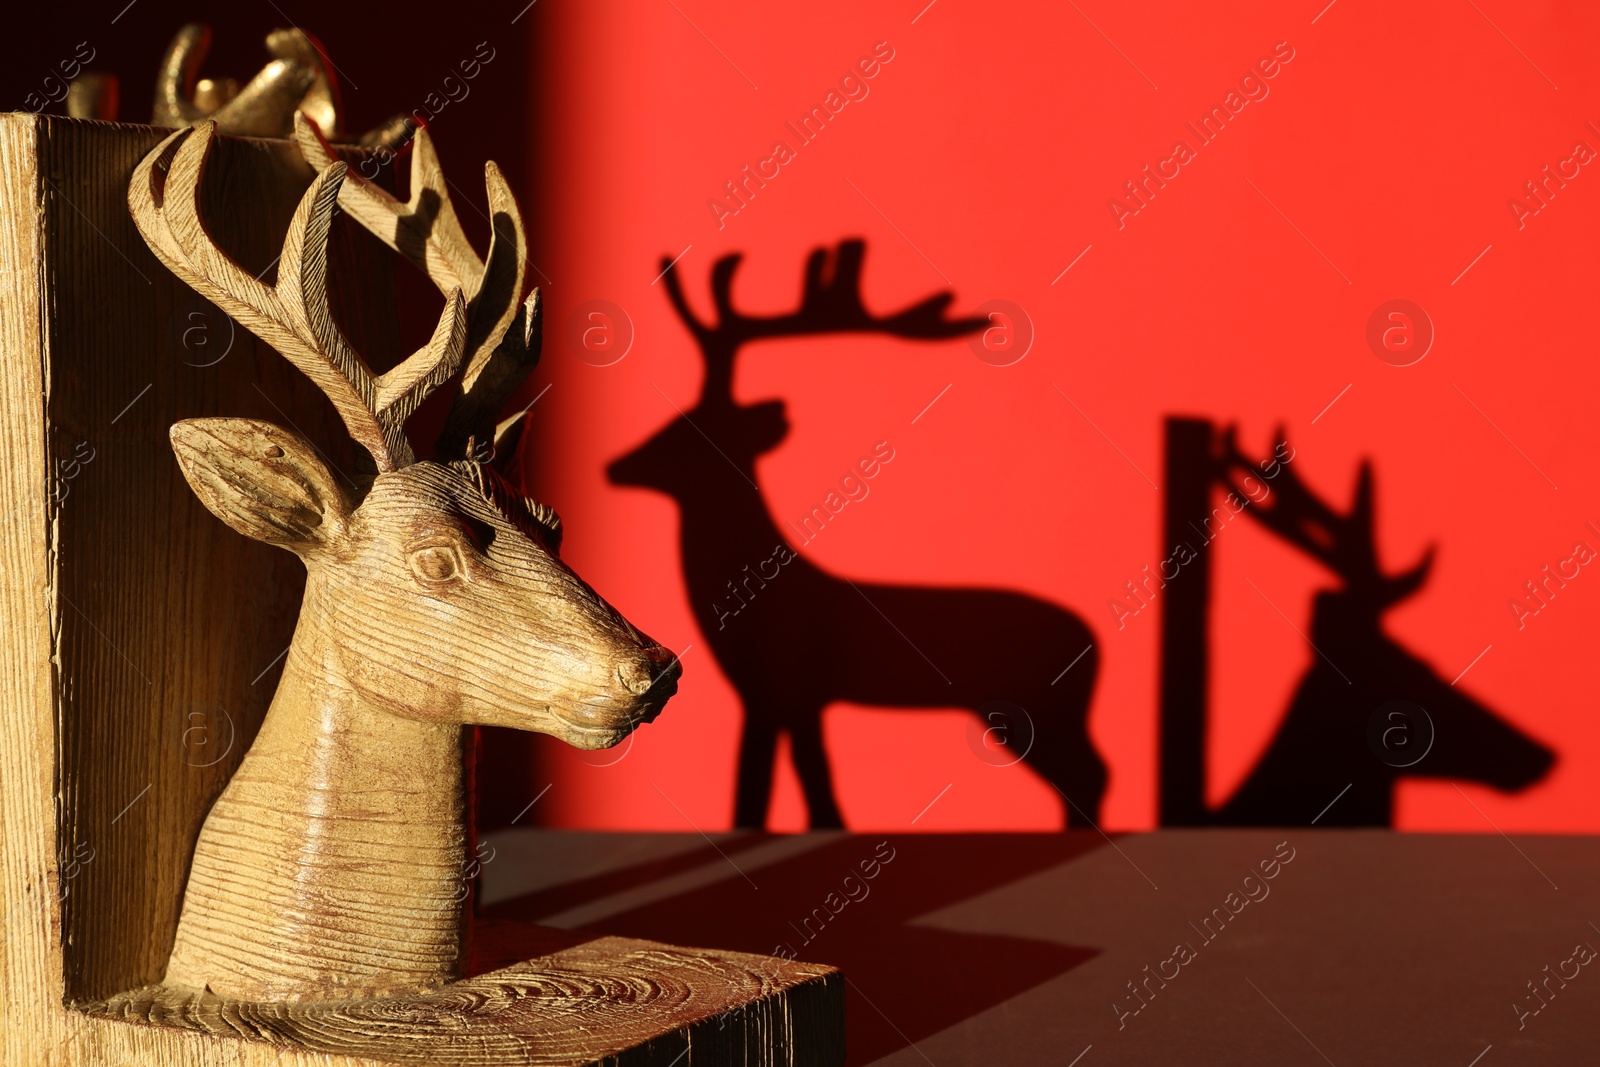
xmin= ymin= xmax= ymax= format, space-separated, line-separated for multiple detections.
xmin=482 ymin=833 xmax=1109 ymax=1065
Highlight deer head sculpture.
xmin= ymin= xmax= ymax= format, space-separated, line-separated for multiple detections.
xmin=129 ymin=120 xmax=679 ymax=1001
xmin=1214 ymin=432 xmax=1553 ymax=825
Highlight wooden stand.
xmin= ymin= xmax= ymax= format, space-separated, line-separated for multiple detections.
xmin=0 ymin=114 xmax=841 ymax=1066
xmin=79 ymin=928 xmax=840 ymax=1066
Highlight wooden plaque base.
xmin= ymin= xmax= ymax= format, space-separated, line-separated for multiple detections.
xmin=78 ymin=927 xmax=841 ymax=1066
xmin=0 ymin=114 xmax=841 ymax=1065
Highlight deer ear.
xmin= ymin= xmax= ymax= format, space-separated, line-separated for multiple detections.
xmin=169 ymin=418 xmax=351 ymax=555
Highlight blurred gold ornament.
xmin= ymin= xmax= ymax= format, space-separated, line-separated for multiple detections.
xmin=152 ymin=24 xmax=339 ymax=138
xmin=67 ymin=24 xmax=409 ymax=150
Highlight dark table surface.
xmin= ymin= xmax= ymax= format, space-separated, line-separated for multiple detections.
xmin=477 ymin=829 xmax=1598 ymax=1065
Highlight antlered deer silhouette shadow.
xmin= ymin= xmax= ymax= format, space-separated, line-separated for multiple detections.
xmin=1196 ymin=430 xmax=1555 ymax=826
xmin=609 ymin=241 xmax=1105 ymax=829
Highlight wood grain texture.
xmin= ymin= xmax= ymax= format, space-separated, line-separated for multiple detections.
xmin=0 ymin=108 xmax=66 ymax=1067
xmin=0 ymin=109 xmax=390 ymax=1012
xmin=82 ymin=933 xmax=843 ymax=1066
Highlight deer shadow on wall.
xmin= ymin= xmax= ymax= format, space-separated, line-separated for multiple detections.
xmin=609 ymin=241 xmax=1106 ymax=830
xmin=1159 ymin=419 xmax=1555 ymax=827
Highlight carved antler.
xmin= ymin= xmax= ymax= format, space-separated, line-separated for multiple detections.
xmin=660 ymin=239 xmax=985 ymax=402
xmin=1221 ymin=429 xmax=1434 ymax=605
xmin=294 ymin=112 xmax=541 ymax=461
xmin=130 ymin=123 xmax=467 ymax=471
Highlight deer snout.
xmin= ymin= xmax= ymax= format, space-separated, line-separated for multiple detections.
xmin=548 ymin=642 xmax=680 ymax=742
xmin=617 ymin=658 xmax=656 ymax=696
xmin=621 ymin=643 xmax=681 ymax=719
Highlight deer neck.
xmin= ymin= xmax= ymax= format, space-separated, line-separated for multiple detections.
xmin=164 ymin=574 xmax=470 ymax=1002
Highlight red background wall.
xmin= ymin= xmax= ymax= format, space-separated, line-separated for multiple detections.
xmin=19 ymin=0 xmax=1599 ymax=833
xmin=518 ymin=0 xmax=1600 ymax=834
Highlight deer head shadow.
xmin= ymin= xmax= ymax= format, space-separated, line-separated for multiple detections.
xmin=608 ymin=240 xmax=1108 ymax=830
xmin=1161 ymin=420 xmax=1555 ymax=827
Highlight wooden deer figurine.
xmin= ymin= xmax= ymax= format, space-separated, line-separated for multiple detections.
xmin=609 ymin=242 xmax=1107 ymax=829
xmin=1213 ymin=433 xmax=1553 ymax=825
xmin=128 ymin=119 xmax=680 ymax=1002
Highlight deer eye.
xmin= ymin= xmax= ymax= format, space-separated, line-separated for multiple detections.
xmin=409 ymin=544 xmax=463 ymax=585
